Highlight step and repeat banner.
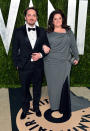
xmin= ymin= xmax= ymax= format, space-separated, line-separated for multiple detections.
xmin=0 ymin=0 xmax=90 ymax=87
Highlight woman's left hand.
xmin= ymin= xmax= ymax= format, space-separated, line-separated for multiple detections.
xmin=42 ymin=45 xmax=50 ymax=54
xmin=73 ymin=60 xmax=79 ymax=65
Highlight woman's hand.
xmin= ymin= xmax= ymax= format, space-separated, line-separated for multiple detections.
xmin=42 ymin=45 xmax=50 ymax=54
xmin=73 ymin=60 xmax=79 ymax=65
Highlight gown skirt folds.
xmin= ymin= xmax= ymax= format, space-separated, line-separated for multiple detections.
xmin=44 ymin=31 xmax=79 ymax=112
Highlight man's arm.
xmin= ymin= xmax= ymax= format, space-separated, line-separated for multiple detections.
xmin=41 ymin=30 xmax=50 ymax=57
xmin=32 ymin=29 xmax=50 ymax=61
xmin=12 ymin=29 xmax=20 ymax=69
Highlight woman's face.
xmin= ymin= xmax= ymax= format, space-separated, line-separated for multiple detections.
xmin=53 ymin=13 xmax=62 ymax=28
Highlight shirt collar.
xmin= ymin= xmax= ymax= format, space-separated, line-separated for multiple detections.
xmin=26 ymin=23 xmax=36 ymax=30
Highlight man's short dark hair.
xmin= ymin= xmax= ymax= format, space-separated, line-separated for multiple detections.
xmin=24 ymin=7 xmax=38 ymax=17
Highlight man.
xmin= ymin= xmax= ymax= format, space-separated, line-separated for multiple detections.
xmin=12 ymin=7 xmax=50 ymax=119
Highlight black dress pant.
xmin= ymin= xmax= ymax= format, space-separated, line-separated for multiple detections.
xmin=19 ymin=64 xmax=43 ymax=112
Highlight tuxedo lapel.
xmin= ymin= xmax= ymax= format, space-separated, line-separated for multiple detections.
xmin=22 ymin=25 xmax=32 ymax=49
xmin=34 ymin=26 xmax=40 ymax=49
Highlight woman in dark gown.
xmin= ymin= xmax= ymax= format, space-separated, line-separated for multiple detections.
xmin=43 ymin=9 xmax=79 ymax=121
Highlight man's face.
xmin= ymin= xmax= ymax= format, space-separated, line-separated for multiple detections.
xmin=25 ymin=9 xmax=37 ymax=26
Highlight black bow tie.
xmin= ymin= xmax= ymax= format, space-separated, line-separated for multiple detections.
xmin=28 ymin=28 xmax=36 ymax=31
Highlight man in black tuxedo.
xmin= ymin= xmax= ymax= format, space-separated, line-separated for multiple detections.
xmin=12 ymin=7 xmax=50 ymax=119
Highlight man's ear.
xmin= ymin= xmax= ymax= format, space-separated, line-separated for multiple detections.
xmin=25 ymin=17 xmax=26 ymax=21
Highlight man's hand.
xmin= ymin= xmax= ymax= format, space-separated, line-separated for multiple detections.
xmin=73 ymin=60 xmax=79 ymax=65
xmin=42 ymin=45 xmax=50 ymax=54
xmin=32 ymin=53 xmax=42 ymax=61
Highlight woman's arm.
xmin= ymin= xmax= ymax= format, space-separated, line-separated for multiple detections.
xmin=70 ymin=31 xmax=79 ymax=64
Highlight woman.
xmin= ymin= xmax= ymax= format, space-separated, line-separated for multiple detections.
xmin=43 ymin=9 xmax=79 ymax=121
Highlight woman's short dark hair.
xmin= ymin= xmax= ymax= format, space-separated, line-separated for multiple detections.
xmin=48 ymin=9 xmax=70 ymax=32
xmin=24 ymin=7 xmax=39 ymax=17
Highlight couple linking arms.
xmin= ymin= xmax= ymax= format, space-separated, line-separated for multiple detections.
xmin=12 ymin=7 xmax=79 ymax=121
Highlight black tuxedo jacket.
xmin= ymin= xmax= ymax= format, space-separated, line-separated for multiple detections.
xmin=12 ymin=25 xmax=50 ymax=70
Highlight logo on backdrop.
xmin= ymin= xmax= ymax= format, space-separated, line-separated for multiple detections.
xmin=16 ymin=97 xmax=90 ymax=131
xmin=0 ymin=0 xmax=88 ymax=54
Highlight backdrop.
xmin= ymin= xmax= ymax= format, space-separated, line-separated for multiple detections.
xmin=0 ymin=0 xmax=90 ymax=88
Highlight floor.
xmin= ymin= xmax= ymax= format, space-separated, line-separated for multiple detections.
xmin=0 ymin=87 xmax=90 ymax=131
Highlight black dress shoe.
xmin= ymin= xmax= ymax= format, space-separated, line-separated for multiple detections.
xmin=35 ymin=110 xmax=42 ymax=117
xmin=20 ymin=112 xmax=26 ymax=120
